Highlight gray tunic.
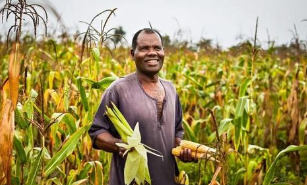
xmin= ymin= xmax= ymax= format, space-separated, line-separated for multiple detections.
xmin=88 ymin=73 xmax=184 ymax=185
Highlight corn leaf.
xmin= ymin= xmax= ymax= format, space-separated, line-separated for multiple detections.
xmin=77 ymin=77 xmax=89 ymax=111
xmin=299 ymin=118 xmax=307 ymax=145
xmin=263 ymin=145 xmax=307 ymax=185
xmin=239 ymin=78 xmax=252 ymax=97
xmin=125 ymin=150 xmax=141 ymax=185
xmin=8 ymin=43 xmax=20 ymax=110
xmin=51 ymin=113 xmax=76 ymax=134
xmin=0 ymin=99 xmax=14 ymax=185
xmin=72 ymin=179 xmax=88 ymax=185
xmin=235 ymin=96 xmax=248 ymax=118
xmin=182 ymin=120 xmax=197 ymax=142
xmin=111 ymin=102 xmax=133 ymax=134
xmin=91 ymin=48 xmax=100 ymax=62
xmin=78 ymin=162 xmax=94 ymax=180
xmin=25 ymin=148 xmax=44 ymax=185
xmin=13 ymin=136 xmax=27 ymax=164
xmin=15 ymin=108 xmax=28 ymax=129
xmin=67 ymin=169 xmax=78 ymax=185
xmin=94 ymin=161 xmax=103 ymax=185
xmin=44 ymin=125 xmax=90 ymax=177
xmin=218 ymin=118 xmax=233 ymax=136
xmin=45 ymin=178 xmax=61 ymax=185
xmin=91 ymin=76 xmax=118 ymax=90
xmin=11 ymin=176 xmax=20 ymax=185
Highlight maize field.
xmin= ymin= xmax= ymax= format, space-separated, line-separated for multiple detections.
xmin=0 ymin=3 xmax=307 ymax=185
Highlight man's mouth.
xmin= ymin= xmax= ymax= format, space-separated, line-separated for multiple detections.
xmin=145 ymin=59 xmax=159 ymax=66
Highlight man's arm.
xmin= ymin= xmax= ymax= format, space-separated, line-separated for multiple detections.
xmin=94 ymin=132 xmax=126 ymax=157
xmin=95 ymin=132 xmax=122 ymax=153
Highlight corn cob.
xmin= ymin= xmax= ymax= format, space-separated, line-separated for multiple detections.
xmin=172 ymin=147 xmax=219 ymax=163
xmin=180 ymin=140 xmax=216 ymax=154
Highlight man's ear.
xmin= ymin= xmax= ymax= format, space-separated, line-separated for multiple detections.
xmin=130 ymin=49 xmax=134 ymax=57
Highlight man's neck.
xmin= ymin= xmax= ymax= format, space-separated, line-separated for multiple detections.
xmin=136 ymin=71 xmax=159 ymax=85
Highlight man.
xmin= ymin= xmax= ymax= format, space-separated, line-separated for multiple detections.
xmin=88 ymin=28 xmax=197 ymax=185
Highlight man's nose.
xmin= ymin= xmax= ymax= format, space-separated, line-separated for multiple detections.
xmin=147 ymin=47 xmax=157 ymax=56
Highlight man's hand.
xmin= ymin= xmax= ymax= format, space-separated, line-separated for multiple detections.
xmin=118 ymin=146 xmax=126 ymax=158
xmin=178 ymin=148 xmax=198 ymax=163
xmin=175 ymin=137 xmax=198 ymax=163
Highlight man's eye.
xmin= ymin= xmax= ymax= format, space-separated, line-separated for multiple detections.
xmin=139 ymin=47 xmax=148 ymax=51
xmin=154 ymin=46 xmax=162 ymax=51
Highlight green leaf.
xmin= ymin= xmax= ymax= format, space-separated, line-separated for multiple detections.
xmin=51 ymin=113 xmax=76 ymax=134
xmin=239 ymin=78 xmax=251 ymax=97
xmin=235 ymin=96 xmax=248 ymax=118
xmin=248 ymin=145 xmax=269 ymax=154
xmin=77 ymin=77 xmax=89 ymax=111
xmin=91 ymin=76 xmax=117 ymax=90
xmin=48 ymin=71 xmax=55 ymax=89
xmin=45 ymin=177 xmax=61 ymax=185
xmin=125 ymin=150 xmax=141 ymax=185
xmin=299 ymin=118 xmax=307 ymax=145
xmin=233 ymin=167 xmax=246 ymax=185
xmin=182 ymin=120 xmax=197 ymax=142
xmin=91 ymin=48 xmax=100 ymax=62
xmin=44 ymin=125 xmax=90 ymax=177
xmin=64 ymin=78 xmax=70 ymax=111
xmin=78 ymin=162 xmax=94 ymax=180
xmin=218 ymin=118 xmax=233 ymax=136
xmin=67 ymin=169 xmax=78 ymax=185
xmin=15 ymin=108 xmax=28 ymax=129
xmin=11 ymin=176 xmax=20 ymax=185
xmin=234 ymin=117 xmax=242 ymax=151
xmin=72 ymin=179 xmax=88 ymax=185
xmin=263 ymin=145 xmax=307 ymax=185
xmin=13 ymin=136 xmax=27 ymax=164
xmin=94 ymin=161 xmax=103 ymax=185
xmin=26 ymin=148 xmax=44 ymax=185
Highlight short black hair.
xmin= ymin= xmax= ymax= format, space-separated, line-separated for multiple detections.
xmin=131 ymin=28 xmax=163 ymax=50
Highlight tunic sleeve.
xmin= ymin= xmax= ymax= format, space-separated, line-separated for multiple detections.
xmin=175 ymin=94 xmax=184 ymax=139
xmin=88 ymin=87 xmax=119 ymax=149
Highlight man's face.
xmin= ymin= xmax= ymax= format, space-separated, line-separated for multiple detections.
xmin=131 ymin=31 xmax=164 ymax=76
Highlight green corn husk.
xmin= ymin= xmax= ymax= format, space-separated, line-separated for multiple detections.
xmin=105 ymin=103 xmax=133 ymax=142
xmin=105 ymin=102 xmax=163 ymax=185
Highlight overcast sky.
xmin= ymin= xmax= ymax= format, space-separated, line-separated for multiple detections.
xmin=1 ymin=0 xmax=307 ymax=49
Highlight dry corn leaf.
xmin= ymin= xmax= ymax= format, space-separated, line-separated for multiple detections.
xmin=0 ymin=99 xmax=14 ymax=185
xmin=1 ymin=79 xmax=10 ymax=115
xmin=9 ymin=43 xmax=21 ymax=110
xmin=287 ymin=79 xmax=299 ymax=143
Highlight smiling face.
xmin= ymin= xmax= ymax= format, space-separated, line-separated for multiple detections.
xmin=131 ymin=31 xmax=164 ymax=77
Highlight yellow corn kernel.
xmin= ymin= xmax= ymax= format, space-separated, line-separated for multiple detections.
xmin=172 ymin=147 xmax=219 ymax=162
xmin=180 ymin=140 xmax=216 ymax=154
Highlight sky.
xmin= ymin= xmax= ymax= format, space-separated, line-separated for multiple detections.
xmin=1 ymin=0 xmax=307 ymax=49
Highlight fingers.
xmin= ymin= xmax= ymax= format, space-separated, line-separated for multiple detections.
xmin=118 ymin=147 xmax=126 ymax=158
xmin=179 ymin=148 xmax=198 ymax=163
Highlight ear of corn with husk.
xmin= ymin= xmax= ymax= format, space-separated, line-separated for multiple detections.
xmin=105 ymin=102 xmax=163 ymax=185
xmin=175 ymin=170 xmax=189 ymax=185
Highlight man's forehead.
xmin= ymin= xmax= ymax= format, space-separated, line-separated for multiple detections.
xmin=137 ymin=32 xmax=162 ymax=45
